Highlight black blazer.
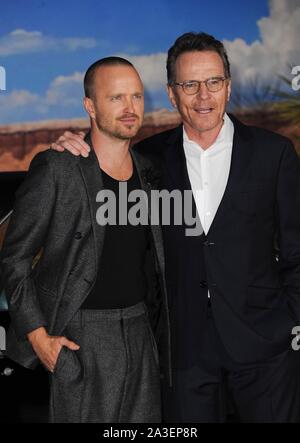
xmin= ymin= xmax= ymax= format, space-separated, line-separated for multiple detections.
xmin=1 ymin=139 xmax=172 ymax=384
xmin=135 ymin=115 xmax=300 ymax=367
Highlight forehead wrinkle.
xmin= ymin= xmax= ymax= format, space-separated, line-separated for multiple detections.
xmin=176 ymin=52 xmax=225 ymax=81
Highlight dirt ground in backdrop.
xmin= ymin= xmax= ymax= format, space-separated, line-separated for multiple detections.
xmin=0 ymin=109 xmax=299 ymax=172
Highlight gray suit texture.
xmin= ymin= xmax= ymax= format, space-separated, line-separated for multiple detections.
xmin=0 ymin=140 xmax=171 ymax=422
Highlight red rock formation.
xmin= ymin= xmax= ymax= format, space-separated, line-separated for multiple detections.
xmin=0 ymin=109 xmax=299 ymax=172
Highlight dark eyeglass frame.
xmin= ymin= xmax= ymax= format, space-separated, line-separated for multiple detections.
xmin=172 ymin=76 xmax=228 ymax=94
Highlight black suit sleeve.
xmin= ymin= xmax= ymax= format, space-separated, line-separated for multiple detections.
xmin=0 ymin=151 xmax=56 ymax=340
xmin=276 ymin=141 xmax=300 ymax=321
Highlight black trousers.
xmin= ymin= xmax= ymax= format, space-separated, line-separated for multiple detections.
xmin=162 ymin=304 xmax=300 ymax=423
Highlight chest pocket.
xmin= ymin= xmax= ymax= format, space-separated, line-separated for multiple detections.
xmin=229 ymin=183 xmax=274 ymax=216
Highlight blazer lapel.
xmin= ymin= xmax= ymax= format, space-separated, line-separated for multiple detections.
xmin=131 ymin=147 xmax=166 ymax=272
xmin=162 ymin=125 xmax=204 ymax=235
xmin=207 ymin=114 xmax=254 ymax=235
xmin=161 ymin=125 xmax=189 ymax=194
xmin=77 ymin=134 xmax=106 ymax=274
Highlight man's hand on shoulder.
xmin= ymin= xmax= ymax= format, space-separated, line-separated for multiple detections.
xmin=27 ymin=326 xmax=80 ymax=373
xmin=51 ymin=131 xmax=90 ymax=158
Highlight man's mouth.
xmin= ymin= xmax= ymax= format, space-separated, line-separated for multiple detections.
xmin=118 ymin=115 xmax=138 ymax=124
xmin=194 ymin=107 xmax=214 ymax=114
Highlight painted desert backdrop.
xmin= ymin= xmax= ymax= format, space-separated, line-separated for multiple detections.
xmin=0 ymin=109 xmax=299 ymax=172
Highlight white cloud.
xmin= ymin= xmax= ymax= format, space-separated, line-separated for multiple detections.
xmin=0 ymin=89 xmax=40 ymax=108
xmin=120 ymin=53 xmax=167 ymax=91
xmin=0 ymin=29 xmax=97 ymax=56
xmin=0 ymin=72 xmax=85 ymax=123
xmin=224 ymin=0 xmax=300 ymax=84
xmin=46 ymin=72 xmax=84 ymax=105
xmin=0 ymin=89 xmax=42 ymax=122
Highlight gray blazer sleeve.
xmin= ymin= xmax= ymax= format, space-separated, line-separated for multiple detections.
xmin=1 ymin=151 xmax=56 ymax=341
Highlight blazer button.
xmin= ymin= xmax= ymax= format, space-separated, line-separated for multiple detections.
xmin=74 ymin=232 xmax=82 ymax=240
xmin=203 ymin=240 xmax=215 ymax=247
xmin=200 ymin=280 xmax=207 ymax=288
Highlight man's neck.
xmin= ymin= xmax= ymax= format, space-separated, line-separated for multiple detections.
xmin=90 ymin=126 xmax=133 ymax=181
xmin=90 ymin=127 xmax=131 ymax=168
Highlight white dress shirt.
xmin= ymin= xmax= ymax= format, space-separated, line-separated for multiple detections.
xmin=183 ymin=113 xmax=234 ymax=235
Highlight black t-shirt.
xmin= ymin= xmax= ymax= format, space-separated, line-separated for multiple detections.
xmin=81 ymin=164 xmax=149 ymax=309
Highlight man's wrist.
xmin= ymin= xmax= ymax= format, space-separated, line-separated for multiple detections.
xmin=27 ymin=326 xmax=48 ymax=344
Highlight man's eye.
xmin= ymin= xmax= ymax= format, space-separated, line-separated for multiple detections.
xmin=185 ymin=82 xmax=196 ymax=89
xmin=208 ymin=79 xmax=220 ymax=86
xmin=133 ymin=94 xmax=143 ymax=99
xmin=111 ymin=96 xmax=121 ymax=101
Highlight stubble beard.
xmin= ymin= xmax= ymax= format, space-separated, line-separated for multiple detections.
xmin=95 ymin=115 xmax=140 ymax=141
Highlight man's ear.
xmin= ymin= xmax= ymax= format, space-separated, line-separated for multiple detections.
xmin=166 ymin=84 xmax=178 ymax=109
xmin=83 ymin=97 xmax=96 ymax=119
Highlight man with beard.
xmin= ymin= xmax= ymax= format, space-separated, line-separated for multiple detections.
xmin=51 ymin=32 xmax=300 ymax=422
xmin=1 ymin=57 xmax=171 ymax=423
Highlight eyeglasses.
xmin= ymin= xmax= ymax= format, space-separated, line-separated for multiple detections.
xmin=172 ymin=77 xmax=228 ymax=95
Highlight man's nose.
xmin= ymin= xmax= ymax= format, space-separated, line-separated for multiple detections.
xmin=123 ymin=97 xmax=135 ymax=113
xmin=197 ymin=81 xmax=210 ymax=100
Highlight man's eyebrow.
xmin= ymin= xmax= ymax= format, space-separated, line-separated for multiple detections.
xmin=183 ymin=75 xmax=225 ymax=81
xmin=107 ymin=91 xmax=144 ymax=96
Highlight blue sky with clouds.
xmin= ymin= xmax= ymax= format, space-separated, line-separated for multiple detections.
xmin=0 ymin=0 xmax=298 ymax=124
